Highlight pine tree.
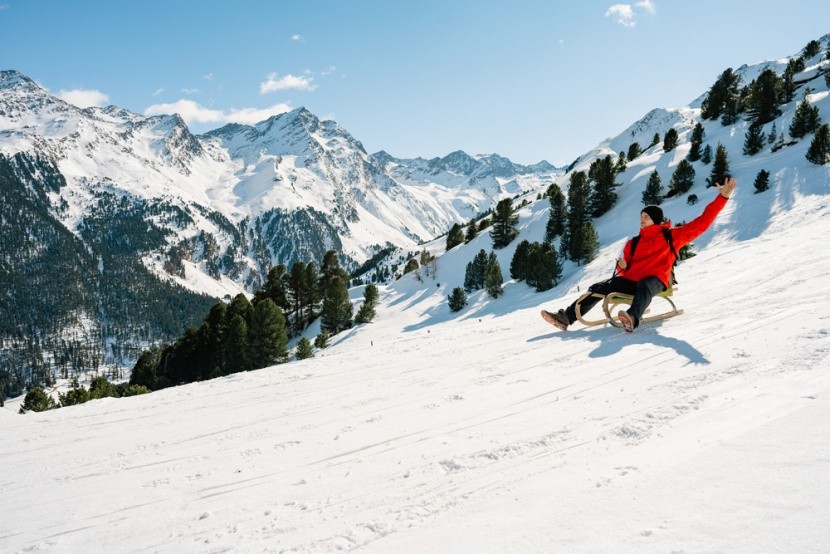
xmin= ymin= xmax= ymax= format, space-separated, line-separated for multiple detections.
xmin=663 ymin=128 xmax=679 ymax=152
xmin=403 ymin=258 xmax=419 ymax=275
xmin=314 ymin=331 xmax=330 ymax=349
xmin=571 ymin=221 xmax=598 ymax=266
xmin=745 ymin=69 xmax=782 ymax=126
xmin=701 ymin=68 xmax=741 ymax=121
xmin=589 ymin=155 xmax=619 ymax=218
xmin=767 ymin=122 xmax=778 ymax=146
xmin=545 ymin=183 xmax=566 ymax=242
xmin=490 ymin=198 xmax=519 ymax=249
xmin=223 ymin=314 xmax=250 ymax=374
xmin=789 ymin=89 xmax=822 ymax=139
xmin=254 ymin=264 xmax=290 ymax=311
xmin=707 ymin=144 xmax=730 ymax=188
xmin=19 ymin=387 xmax=58 ymax=413
xmin=446 ymin=223 xmax=465 ymax=251
xmin=642 ymin=170 xmax=664 ymax=205
xmin=650 ymin=133 xmax=661 ymax=148
xmin=616 ymin=151 xmax=627 ymax=173
xmin=484 ymin=252 xmax=504 ymax=299
xmin=464 ymin=220 xmax=478 ymax=243
xmin=743 ymin=124 xmax=766 ymax=156
xmin=627 ymin=142 xmax=642 ymax=160
xmin=447 ymin=287 xmax=467 ymax=312
xmin=700 ymin=144 xmax=713 ymax=164
xmin=526 ymin=242 xmax=562 ymax=292
xmin=464 ymin=249 xmax=489 ymax=292
xmin=320 ymin=277 xmax=353 ymax=335
xmin=803 ymin=39 xmax=822 ymax=59
xmin=753 ymin=169 xmax=771 ymax=193
xmin=668 ymin=159 xmax=696 ymax=197
xmin=687 ymin=122 xmax=705 ymax=162
xmin=248 ymin=299 xmax=288 ymax=368
xmin=295 ymin=337 xmax=314 ymax=360
xmin=355 ymin=284 xmax=378 ymax=324
xmin=564 ymin=171 xmax=591 ymax=261
xmin=510 ymin=240 xmax=531 ymax=280
xmin=806 ymin=124 xmax=830 ymax=165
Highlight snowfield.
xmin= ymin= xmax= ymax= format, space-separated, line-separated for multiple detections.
xmin=2 ymin=159 xmax=829 ymax=552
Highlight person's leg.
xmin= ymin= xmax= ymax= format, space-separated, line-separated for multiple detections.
xmin=625 ymin=276 xmax=667 ymax=327
xmin=565 ymin=277 xmax=636 ymax=323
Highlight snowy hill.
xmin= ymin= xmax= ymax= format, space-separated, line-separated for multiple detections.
xmin=2 ymin=36 xmax=830 ymax=552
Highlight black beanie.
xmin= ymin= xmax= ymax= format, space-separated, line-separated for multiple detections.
xmin=641 ymin=205 xmax=664 ymax=225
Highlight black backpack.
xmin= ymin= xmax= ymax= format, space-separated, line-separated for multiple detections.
xmin=628 ymin=227 xmax=679 ymax=286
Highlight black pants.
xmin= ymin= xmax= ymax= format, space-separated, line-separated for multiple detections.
xmin=564 ymin=276 xmax=666 ymax=327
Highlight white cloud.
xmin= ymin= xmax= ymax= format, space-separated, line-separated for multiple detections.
xmin=291 ymin=34 xmax=304 ymax=42
xmin=57 ymin=89 xmax=110 ymax=108
xmin=202 ymin=73 xmax=214 ymax=80
xmin=321 ymin=65 xmax=337 ymax=76
xmin=144 ymin=99 xmax=293 ymax=126
xmin=636 ymin=0 xmax=656 ymax=13
xmin=181 ymin=88 xmax=200 ymax=95
xmin=606 ymin=1 xmax=657 ymax=27
xmin=260 ymin=72 xmax=316 ymax=94
xmin=144 ymin=99 xmax=225 ymax=124
xmin=606 ymin=4 xmax=637 ymax=27
xmin=152 ymin=87 xmax=165 ymax=97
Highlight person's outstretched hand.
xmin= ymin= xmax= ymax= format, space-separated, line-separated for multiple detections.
xmin=717 ymin=177 xmax=737 ymax=198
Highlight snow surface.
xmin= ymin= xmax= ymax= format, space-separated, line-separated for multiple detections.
xmin=2 ymin=137 xmax=829 ymax=551
xmin=3 ymin=43 xmax=830 ymax=553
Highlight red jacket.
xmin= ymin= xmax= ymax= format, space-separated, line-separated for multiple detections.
xmin=617 ymin=193 xmax=729 ymax=287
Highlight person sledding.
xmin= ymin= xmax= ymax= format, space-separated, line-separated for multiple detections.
xmin=542 ymin=177 xmax=737 ymax=332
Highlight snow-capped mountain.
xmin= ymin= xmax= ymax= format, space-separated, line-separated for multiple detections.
xmin=3 ymin=34 xmax=830 ymax=554
xmin=0 ymin=69 xmax=560 ymax=379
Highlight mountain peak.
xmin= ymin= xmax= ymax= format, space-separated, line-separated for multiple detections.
xmin=0 ymin=70 xmax=45 ymax=93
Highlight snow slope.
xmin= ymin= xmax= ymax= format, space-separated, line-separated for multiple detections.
xmin=2 ymin=141 xmax=828 ymax=552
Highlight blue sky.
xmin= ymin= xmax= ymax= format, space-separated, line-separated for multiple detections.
xmin=2 ymin=1 xmax=829 ymax=165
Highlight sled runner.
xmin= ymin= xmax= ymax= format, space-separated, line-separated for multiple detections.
xmin=575 ymin=287 xmax=684 ymax=329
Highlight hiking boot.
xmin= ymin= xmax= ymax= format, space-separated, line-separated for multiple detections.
xmin=618 ymin=310 xmax=636 ymax=333
xmin=541 ymin=309 xmax=569 ymax=331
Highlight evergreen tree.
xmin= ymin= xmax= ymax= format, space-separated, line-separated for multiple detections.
xmin=707 ymin=144 xmax=730 ymax=188
xmin=545 ymin=183 xmax=566 ymax=242
xmin=687 ymin=122 xmax=705 ymax=162
xmin=753 ymin=169 xmax=771 ymax=193
xmin=89 ymin=376 xmax=119 ymax=399
xmin=806 ymin=124 xmax=830 ymax=165
xmin=295 ymin=337 xmax=314 ymax=360
xmin=780 ymin=60 xmax=799 ymax=104
xmin=447 ymin=287 xmax=467 ymax=312
xmin=700 ymin=144 xmax=713 ymax=164
xmin=701 ymin=68 xmax=741 ymax=121
xmin=320 ymin=277 xmax=353 ymax=335
xmin=649 ymin=133 xmax=661 ymax=148
xmin=254 ymin=264 xmax=290 ymax=311
xmin=668 ymin=159 xmax=696 ymax=197
xmin=59 ymin=385 xmax=90 ymax=407
xmin=484 ymin=252 xmax=504 ymax=299
xmin=803 ymin=39 xmax=822 ymax=59
xmin=642 ymin=170 xmax=664 ymax=205
xmin=446 ymin=223 xmax=465 ymax=251
xmin=789 ymin=89 xmax=822 ymax=139
xmin=768 ymin=122 xmax=778 ymax=146
xmin=745 ymin=69 xmax=782 ymax=126
xmin=319 ymin=250 xmax=348 ymax=300
xmin=288 ymin=261 xmax=306 ymax=331
xmin=589 ymin=155 xmax=619 ymax=218
xmin=355 ymin=284 xmax=378 ymax=324
xmin=570 ymin=221 xmax=599 ymax=266
xmin=510 ymin=240 xmax=531 ymax=281
xmin=564 ymin=171 xmax=591 ymax=261
xmin=248 ymin=299 xmax=288 ymax=368
xmin=19 ymin=387 xmax=57 ymax=413
xmin=687 ymin=194 xmax=699 ymax=205
xmin=489 ymin=197 xmax=519 ymax=248
xmin=302 ymin=262 xmax=321 ymax=323
xmin=627 ymin=142 xmax=642 ymax=160
xmin=743 ymin=124 xmax=766 ymax=156
xmin=616 ymin=151 xmax=627 ymax=173
xmin=464 ymin=219 xmax=478 ymax=243
xmin=314 ymin=330 xmax=330 ymax=349
xmin=228 ymin=293 xmax=253 ymax=324
xmin=223 ymin=314 xmax=250 ymax=374
xmin=464 ymin=249 xmax=489 ymax=292
xmin=526 ymin=241 xmax=562 ymax=292
xmin=663 ymin=128 xmax=679 ymax=152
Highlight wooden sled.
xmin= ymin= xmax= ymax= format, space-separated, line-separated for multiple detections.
xmin=575 ymin=287 xmax=684 ymax=329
